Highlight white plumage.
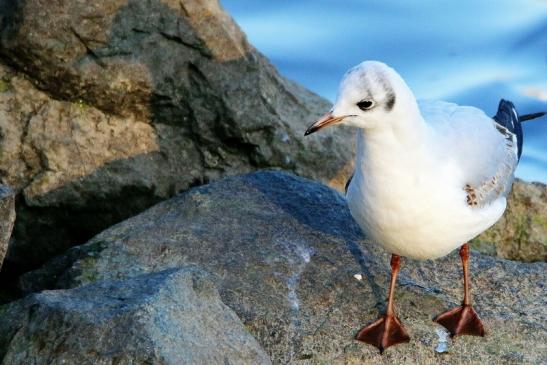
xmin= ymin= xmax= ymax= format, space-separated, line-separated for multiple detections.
xmin=303 ymin=60 xmax=546 ymax=348
xmin=334 ymin=61 xmax=517 ymax=260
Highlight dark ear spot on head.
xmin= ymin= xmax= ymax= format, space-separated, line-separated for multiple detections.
xmin=385 ymin=93 xmax=396 ymax=111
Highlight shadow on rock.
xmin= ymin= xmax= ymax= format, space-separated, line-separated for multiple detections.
xmin=0 ymin=0 xmax=354 ymax=290
xmin=11 ymin=171 xmax=546 ymax=364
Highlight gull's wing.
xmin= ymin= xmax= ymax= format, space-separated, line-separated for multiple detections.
xmin=420 ymin=99 xmax=520 ymax=208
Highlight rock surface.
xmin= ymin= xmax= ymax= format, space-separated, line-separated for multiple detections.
xmin=0 ymin=185 xmax=15 ymax=269
xmin=18 ymin=171 xmax=547 ymax=364
xmin=0 ymin=0 xmax=353 ymax=273
xmin=0 ymin=185 xmax=15 ymax=270
xmin=473 ymin=179 xmax=546 ymax=262
xmin=1 ymin=267 xmax=271 ymax=365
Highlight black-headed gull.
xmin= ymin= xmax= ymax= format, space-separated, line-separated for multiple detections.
xmin=305 ymin=61 xmax=545 ymax=353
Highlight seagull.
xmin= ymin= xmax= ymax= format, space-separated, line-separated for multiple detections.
xmin=304 ymin=61 xmax=546 ymax=353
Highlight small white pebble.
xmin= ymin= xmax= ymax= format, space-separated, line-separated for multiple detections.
xmin=435 ymin=326 xmax=450 ymax=353
xmin=353 ymin=274 xmax=362 ymax=281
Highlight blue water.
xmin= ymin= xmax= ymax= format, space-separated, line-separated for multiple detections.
xmin=222 ymin=0 xmax=547 ymax=183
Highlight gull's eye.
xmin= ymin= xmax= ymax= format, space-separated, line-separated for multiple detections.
xmin=357 ymin=100 xmax=375 ymax=111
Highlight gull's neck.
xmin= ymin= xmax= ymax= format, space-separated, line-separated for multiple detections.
xmin=355 ymin=98 xmax=428 ymax=179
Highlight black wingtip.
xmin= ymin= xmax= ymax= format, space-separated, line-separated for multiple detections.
xmin=519 ymin=111 xmax=546 ymax=122
xmin=493 ymin=98 xmax=523 ymax=160
xmin=493 ymin=99 xmax=518 ymax=126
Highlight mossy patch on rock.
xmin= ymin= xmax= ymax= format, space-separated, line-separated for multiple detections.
xmin=473 ymin=179 xmax=546 ymax=262
xmin=0 ymin=80 xmax=9 ymax=93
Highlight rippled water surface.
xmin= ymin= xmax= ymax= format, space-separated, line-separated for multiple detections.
xmin=223 ymin=0 xmax=547 ymax=183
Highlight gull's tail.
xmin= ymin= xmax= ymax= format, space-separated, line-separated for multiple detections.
xmin=519 ymin=111 xmax=546 ymax=122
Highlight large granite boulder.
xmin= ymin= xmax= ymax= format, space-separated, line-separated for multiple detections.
xmin=1 ymin=267 xmax=271 ymax=364
xmin=473 ymin=179 xmax=546 ymax=262
xmin=0 ymin=185 xmax=15 ymax=270
xmin=0 ymin=0 xmax=353 ymax=273
xmin=17 ymin=171 xmax=546 ymax=364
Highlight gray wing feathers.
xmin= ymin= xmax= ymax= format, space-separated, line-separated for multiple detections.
xmin=466 ymin=100 xmax=520 ymax=208
xmin=465 ymin=150 xmax=516 ymax=208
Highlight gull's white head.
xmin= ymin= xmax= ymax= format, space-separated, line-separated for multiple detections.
xmin=305 ymin=61 xmax=417 ymax=135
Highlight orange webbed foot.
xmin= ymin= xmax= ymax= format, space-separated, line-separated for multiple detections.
xmin=434 ymin=304 xmax=485 ymax=337
xmin=355 ymin=314 xmax=410 ymax=354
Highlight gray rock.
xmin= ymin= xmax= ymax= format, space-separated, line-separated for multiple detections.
xmin=472 ymin=179 xmax=546 ymax=262
xmin=0 ymin=185 xmax=15 ymax=270
xmin=1 ymin=267 xmax=272 ymax=365
xmin=0 ymin=0 xmax=353 ymax=272
xmin=20 ymin=171 xmax=547 ymax=364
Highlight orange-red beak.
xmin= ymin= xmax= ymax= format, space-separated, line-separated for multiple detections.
xmin=304 ymin=112 xmax=347 ymax=136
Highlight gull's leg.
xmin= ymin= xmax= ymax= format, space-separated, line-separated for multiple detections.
xmin=355 ymin=254 xmax=410 ymax=353
xmin=434 ymin=243 xmax=485 ymax=337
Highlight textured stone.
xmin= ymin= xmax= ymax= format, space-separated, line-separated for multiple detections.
xmin=473 ymin=179 xmax=546 ymax=262
xmin=0 ymin=0 xmax=353 ymax=273
xmin=0 ymin=267 xmax=271 ymax=365
xmin=21 ymin=171 xmax=547 ymax=364
xmin=0 ymin=185 xmax=14 ymax=270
